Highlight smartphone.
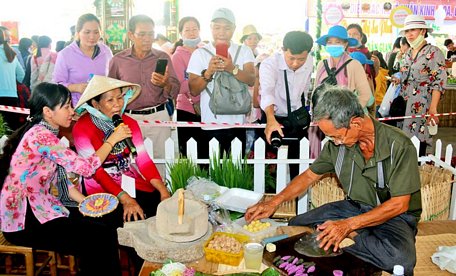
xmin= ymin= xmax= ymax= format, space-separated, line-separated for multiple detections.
xmin=216 ymin=43 xmax=229 ymax=58
xmin=155 ymin=58 xmax=168 ymax=75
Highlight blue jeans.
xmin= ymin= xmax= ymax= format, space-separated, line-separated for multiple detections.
xmin=289 ymin=200 xmax=417 ymax=275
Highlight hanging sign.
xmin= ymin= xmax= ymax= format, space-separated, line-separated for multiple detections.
xmin=390 ymin=6 xmax=412 ymax=28
xmin=324 ymin=5 xmax=345 ymax=25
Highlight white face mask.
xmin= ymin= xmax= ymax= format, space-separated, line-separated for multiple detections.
xmin=408 ymin=34 xmax=425 ymax=49
xmin=182 ymin=37 xmax=201 ymax=48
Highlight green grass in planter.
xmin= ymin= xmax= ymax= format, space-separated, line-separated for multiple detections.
xmin=209 ymin=153 xmax=253 ymax=190
xmin=166 ymin=157 xmax=208 ymax=194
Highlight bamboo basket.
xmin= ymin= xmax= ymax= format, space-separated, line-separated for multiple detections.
xmin=419 ymin=164 xmax=453 ymax=221
xmin=310 ymin=174 xmax=345 ymax=209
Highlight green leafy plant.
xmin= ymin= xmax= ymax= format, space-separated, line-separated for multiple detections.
xmin=0 ymin=114 xmax=10 ymax=137
xmin=209 ymin=153 xmax=254 ymax=190
xmin=166 ymin=157 xmax=208 ymax=194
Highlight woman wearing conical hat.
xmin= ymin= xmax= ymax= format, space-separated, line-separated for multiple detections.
xmin=72 ymin=75 xmax=170 ymax=226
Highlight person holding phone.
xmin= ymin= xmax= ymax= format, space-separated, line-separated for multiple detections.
xmin=171 ymin=16 xmax=204 ymax=157
xmin=187 ymin=8 xmax=255 ymax=157
xmin=109 ymin=14 xmax=180 ymax=178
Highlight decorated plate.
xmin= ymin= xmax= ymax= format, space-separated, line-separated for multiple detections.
xmin=79 ymin=193 xmax=119 ymax=217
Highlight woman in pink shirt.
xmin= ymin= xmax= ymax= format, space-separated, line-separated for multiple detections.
xmin=171 ymin=16 xmax=203 ymax=156
xmin=0 ymin=83 xmax=123 ymax=275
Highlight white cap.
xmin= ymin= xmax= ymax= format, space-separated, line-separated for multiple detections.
xmin=393 ymin=265 xmax=404 ymax=275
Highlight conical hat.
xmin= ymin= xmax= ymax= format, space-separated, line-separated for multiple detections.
xmin=74 ymin=75 xmax=141 ymax=110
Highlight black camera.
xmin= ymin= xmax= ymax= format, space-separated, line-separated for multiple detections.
xmin=270 ymin=131 xmax=282 ymax=149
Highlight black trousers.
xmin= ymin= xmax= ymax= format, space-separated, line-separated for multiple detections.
xmin=201 ymin=128 xmax=246 ymax=159
xmin=261 ymin=115 xmax=308 ymax=180
xmin=4 ymin=205 xmax=121 ymax=276
xmin=176 ymin=109 xmax=202 ymax=157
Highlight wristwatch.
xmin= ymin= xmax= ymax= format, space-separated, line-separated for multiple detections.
xmin=201 ymin=69 xmax=213 ymax=82
xmin=232 ymin=65 xmax=239 ymax=76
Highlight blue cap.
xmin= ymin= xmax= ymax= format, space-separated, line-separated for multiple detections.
xmin=316 ymin=25 xmax=358 ymax=47
xmin=350 ymin=52 xmax=374 ymax=65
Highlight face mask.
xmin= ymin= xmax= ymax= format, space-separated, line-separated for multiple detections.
xmin=325 ymin=45 xmax=345 ymax=57
xmin=75 ymin=88 xmax=135 ymax=120
xmin=408 ymin=34 xmax=425 ymax=49
xmin=183 ymin=37 xmax=201 ymax=48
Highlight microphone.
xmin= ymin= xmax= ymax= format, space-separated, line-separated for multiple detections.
xmin=112 ymin=114 xmax=137 ymax=157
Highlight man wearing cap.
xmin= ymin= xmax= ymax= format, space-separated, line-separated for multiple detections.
xmin=109 ymin=14 xmax=180 ymax=177
xmin=187 ymin=8 xmax=255 ymax=157
xmin=259 ymin=31 xmax=313 ymax=178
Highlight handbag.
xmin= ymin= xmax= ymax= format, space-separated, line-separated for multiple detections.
xmin=389 ymin=95 xmax=406 ymax=117
xmin=378 ymin=83 xmax=400 ymax=117
xmin=281 ymin=70 xmax=311 ymax=134
xmin=203 ymin=47 xmax=251 ymax=115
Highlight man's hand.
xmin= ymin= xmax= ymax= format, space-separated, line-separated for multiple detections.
xmin=245 ymin=200 xmax=279 ymax=223
xmin=265 ymin=118 xmax=283 ymax=144
xmin=151 ymin=69 xmax=169 ymax=88
xmin=217 ymin=55 xmax=235 ymax=73
xmin=316 ymin=219 xmax=354 ymax=252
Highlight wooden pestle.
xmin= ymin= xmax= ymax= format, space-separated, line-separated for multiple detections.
xmin=178 ymin=189 xmax=184 ymax=224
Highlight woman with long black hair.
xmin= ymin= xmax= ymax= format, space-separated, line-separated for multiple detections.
xmin=0 ymin=83 xmax=122 ymax=275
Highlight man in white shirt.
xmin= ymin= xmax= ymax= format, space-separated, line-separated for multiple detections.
xmin=260 ymin=31 xmax=314 ymax=178
xmin=187 ymin=8 xmax=255 ymax=158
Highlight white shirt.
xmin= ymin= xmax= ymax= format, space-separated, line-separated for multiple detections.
xmin=259 ymin=52 xmax=313 ymax=117
xmin=187 ymin=42 xmax=255 ymax=129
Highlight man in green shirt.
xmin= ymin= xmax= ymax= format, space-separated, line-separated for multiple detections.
xmin=245 ymin=87 xmax=421 ymax=275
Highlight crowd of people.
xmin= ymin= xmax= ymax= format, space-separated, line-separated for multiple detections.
xmin=0 ymin=7 xmax=451 ymax=275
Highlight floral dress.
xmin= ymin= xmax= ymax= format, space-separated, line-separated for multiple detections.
xmin=398 ymin=44 xmax=447 ymax=144
xmin=0 ymin=124 xmax=101 ymax=232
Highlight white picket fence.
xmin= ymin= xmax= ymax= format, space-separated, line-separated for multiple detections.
xmin=1 ymin=134 xmax=455 ymax=219
xmin=146 ymin=135 xmax=456 ymax=220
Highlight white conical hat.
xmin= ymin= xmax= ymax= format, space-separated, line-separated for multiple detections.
xmin=74 ymin=75 xmax=141 ymax=110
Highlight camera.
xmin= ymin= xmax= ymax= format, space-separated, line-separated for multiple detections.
xmin=270 ymin=131 xmax=282 ymax=149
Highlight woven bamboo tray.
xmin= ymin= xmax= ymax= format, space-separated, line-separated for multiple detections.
xmin=262 ymin=193 xmax=296 ymax=220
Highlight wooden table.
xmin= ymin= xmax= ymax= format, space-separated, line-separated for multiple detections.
xmin=139 ymin=221 xmax=456 ymax=276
